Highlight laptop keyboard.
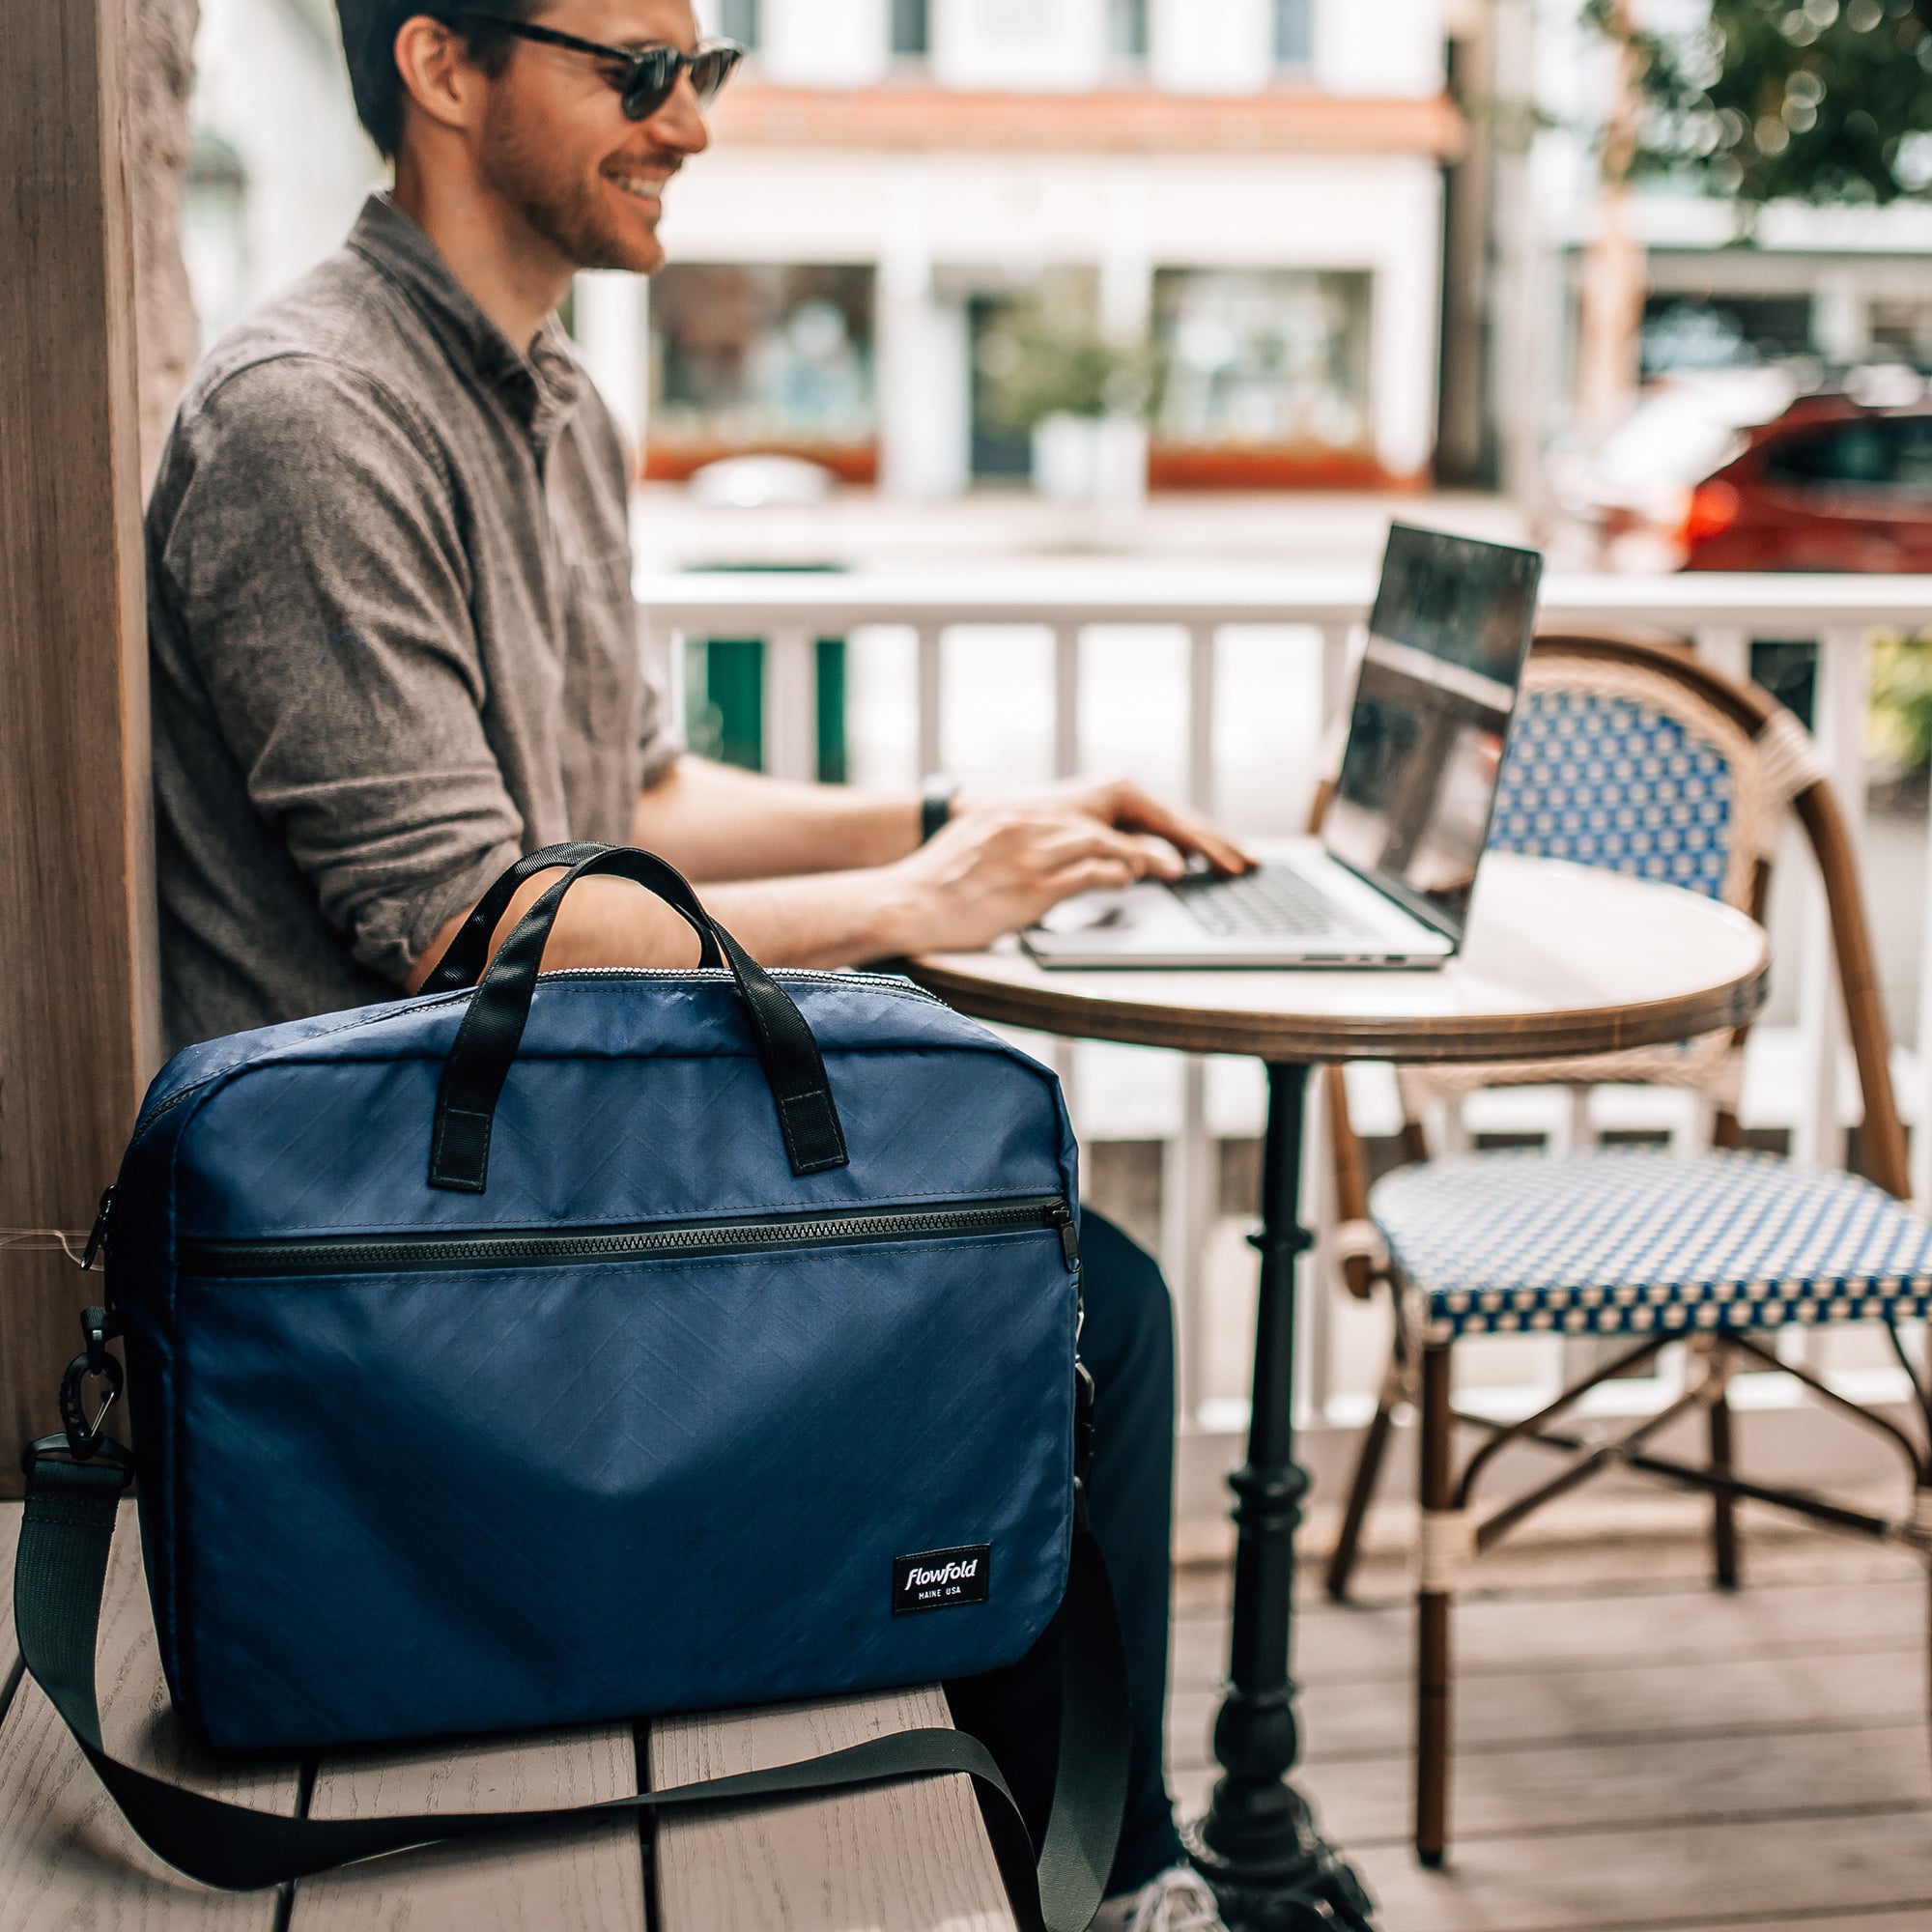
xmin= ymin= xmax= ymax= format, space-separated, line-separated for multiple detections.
xmin=1169 ymin=864 xmax=1376 ymax=941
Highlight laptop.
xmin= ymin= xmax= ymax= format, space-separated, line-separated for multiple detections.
xmin=1021 ymin=525 xmax=1544 ymax=969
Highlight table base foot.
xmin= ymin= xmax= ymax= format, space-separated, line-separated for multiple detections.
xmin=1180 ymin=1812 xmax=1377 ymax=1932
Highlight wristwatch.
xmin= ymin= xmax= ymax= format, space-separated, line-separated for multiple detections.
xmin=920 ymin=776 xmax=960 ymax=844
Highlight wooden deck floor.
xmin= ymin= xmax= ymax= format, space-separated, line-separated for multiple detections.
xmin=1 ymin=1498 xmax=1925 ymax=1929
xmin=1170 ymin=1508 xmax=1932 ymax=1932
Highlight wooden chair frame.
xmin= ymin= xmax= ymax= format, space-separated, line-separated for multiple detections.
xmin=1309 ymin=636 xmax=1932 ymax=1866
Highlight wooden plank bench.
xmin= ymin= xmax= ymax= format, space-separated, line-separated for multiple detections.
xmin=0 ymin=1502 xmax=1017 ymax=1932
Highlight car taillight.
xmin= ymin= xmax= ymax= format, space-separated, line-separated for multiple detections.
xmin=1680 ymin=479 xmax=1741 ymax=549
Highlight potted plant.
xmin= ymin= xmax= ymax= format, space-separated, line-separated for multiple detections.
xmin=977 ymin=307 xmax=1155 ymax=505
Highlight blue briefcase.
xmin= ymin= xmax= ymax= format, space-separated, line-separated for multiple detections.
xmin=15 ymin=845 xmax=1127 ymax=1930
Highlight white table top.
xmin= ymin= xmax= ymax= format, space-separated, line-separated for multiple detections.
xmin=906 ymin=853 xmax=1770 ymax=1065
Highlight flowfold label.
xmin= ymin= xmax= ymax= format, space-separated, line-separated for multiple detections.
xmin=893 ymin=1544 xmax=991 ymax=1614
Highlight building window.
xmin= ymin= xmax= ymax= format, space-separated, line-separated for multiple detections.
xmin=1151 ymin=269 xmax=1376 ymax=487
xmin=1108 ymin=0 xmax=1148 ymax=59
xmin=892 ymin=0 xmax=929 ymax=56
xmin=720 ymin=0 xmax=758 ymax=48
xmin=1639 ymin=294 xmax=1812 ymax=376
xmin=1274 ymin=0 xmax=1313 ymax=66
xmin=647 ymin=264 xmax=877 ymax=481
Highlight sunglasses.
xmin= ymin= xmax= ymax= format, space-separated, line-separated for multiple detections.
xmin=438 ymin=15 xmax=744 ymax=120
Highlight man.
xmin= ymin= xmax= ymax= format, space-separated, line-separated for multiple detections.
xmin=147 ymin=7 xmax=1247 ymax=1926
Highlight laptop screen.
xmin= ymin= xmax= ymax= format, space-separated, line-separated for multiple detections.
xmin=1322 ymin=525 xmax=1543 ymax=939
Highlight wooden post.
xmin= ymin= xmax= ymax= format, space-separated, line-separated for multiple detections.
xmin=0 ymin=0 xmax=159 ymax=1491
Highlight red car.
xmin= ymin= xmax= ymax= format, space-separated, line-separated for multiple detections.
xmin=1680 ymin=394 xmax=1932 ymax=571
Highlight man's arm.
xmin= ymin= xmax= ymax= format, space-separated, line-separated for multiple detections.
xmin=627 ymin=756 xmax=923 ymax=880
xmin=407 ymin=763 xmax=1253 ymax=987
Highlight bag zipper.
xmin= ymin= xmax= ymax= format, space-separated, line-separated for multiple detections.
xmin=126 ymin=971 xmax=947 ymax=1149
xmin=180 ymin=1196 xmax=1080 ymax=1279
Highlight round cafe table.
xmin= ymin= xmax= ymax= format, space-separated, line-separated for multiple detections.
xmin=906 ymin=852 xmax=1769 ymax=1931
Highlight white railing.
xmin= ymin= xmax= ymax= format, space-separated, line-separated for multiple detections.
xmin=641 ymin=565 xmax=1932 ymax=1517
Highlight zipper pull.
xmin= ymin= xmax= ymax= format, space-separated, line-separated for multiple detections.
xmin=81 ymin=1186 xmax=117 ymax=1273
xmin=1046 ymin=1201 xmax=1080 ymax=1271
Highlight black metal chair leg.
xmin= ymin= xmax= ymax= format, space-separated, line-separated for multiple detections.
xmin=1326 ymin=1361 xmax=1399 ymax=1604
xmin=1415 ymin=1340 xmax=1456 ymax=1868
xmin=1708 ymin=1365 xmax=1741 ymax=1590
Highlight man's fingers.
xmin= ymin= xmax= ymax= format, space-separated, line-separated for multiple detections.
xmin=1059 ymin=781 xmax=1247 ymax=870
xmin=1094 ymin=782 xmax=1255 ymax=875
xmin=970 ymin=788 xmax=1252 ymax=876
xmin=1040 ymin=856 xmax=1139 ymax=902
xmin=1129 ymin=832 xmax=1185 ymax=880
xmin=1030 ymin=820 xmax=1180 ymax=882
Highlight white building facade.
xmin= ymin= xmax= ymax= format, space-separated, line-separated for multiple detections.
xmin=186 ymin=0 xmax=381 ymax=347
xmin=582 ymin=0 xmax=1460 ymax=497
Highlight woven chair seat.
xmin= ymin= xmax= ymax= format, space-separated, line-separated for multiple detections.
xmin=1372 ymin=1148 xmax=1932 ymax=1340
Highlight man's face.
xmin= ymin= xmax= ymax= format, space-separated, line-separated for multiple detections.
xmin=472 ymin=0 xmax=708 ymax=276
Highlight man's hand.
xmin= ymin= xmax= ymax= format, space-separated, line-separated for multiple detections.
xmin=873 ymin=787 xmax=1251 ymax=957
xmin=959 ymin=777 xmax=1254 ymax=882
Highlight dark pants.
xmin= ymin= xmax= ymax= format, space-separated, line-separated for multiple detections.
xmin=948 ymin=1208 xmax=1185 ymax=1897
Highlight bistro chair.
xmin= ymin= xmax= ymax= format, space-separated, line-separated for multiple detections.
xmin=1311 ymin=635 xmax=1932 ymax=1865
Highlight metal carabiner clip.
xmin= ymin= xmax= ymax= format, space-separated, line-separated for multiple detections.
xmin=56 ymin=1304 xmax=125 ymax=1460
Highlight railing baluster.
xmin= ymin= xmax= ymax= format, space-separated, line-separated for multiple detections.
xmin=1046 ymin=625 xmax=1083 ymax=1102
xmin=763 ymin=627 xmax=817 ymax=784
xmin=1319 ymin=623 xmax=1353 ymax=739
xmin=1300 ymin=1057 xmax=1335 ymax=1421
xmin=1794 ymin=629 xmax=1869 ymax=1172
xmin=1171 ymin=624 xmax=1218 ymax=1428
xmin=916 ymin=624 xmax=944 ymax=780
xmin=1187 ymin=624 xmax=1216 ymax=815
xmin=1167 ymin=626 xmax=1213 ymax=1430
xmin=1164 ymin=1058 xmax=1213 ymax=1432
xmin=661 ymin=621 xmax=688 ymax=748
xmin=1690 ymin=624 xmax=1750 ymax=684
xmin=1054 ymin=624 xmax=1082 ymax=781
xmin=1308 ymin=619 xmax=1357 ymax=1401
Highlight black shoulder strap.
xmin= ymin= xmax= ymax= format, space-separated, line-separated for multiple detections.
xmin=14 ymin=1454 xmax=1127 ymax=1932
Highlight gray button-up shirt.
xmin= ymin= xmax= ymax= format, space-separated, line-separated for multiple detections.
xmin=148 ymin=195 xmax=678 ymax=1056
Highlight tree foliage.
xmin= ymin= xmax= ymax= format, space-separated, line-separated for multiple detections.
xmin=1589 ymin=0 xmax=1932 ymax=207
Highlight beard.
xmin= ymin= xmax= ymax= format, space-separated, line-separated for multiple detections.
xmin=476 ymin=93 xmax=664 ymax=276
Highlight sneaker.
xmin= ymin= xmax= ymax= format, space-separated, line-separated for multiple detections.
xmin=1090 ymin=1864 xmax=1232 ymax=1932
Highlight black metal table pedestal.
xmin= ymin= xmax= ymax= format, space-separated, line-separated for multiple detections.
xmin=1179 ymin=1063 xmax=1376 ymax=1931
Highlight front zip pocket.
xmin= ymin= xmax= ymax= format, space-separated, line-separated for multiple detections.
xmin=178 ymin=1196 xmax=1079 ymax=1279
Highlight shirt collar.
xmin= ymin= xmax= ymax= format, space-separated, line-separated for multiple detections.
xmin=345 ymin=193 xmax=583 ymax=451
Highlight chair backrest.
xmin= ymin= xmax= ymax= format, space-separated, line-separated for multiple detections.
xmin=1317 ymin=634 xmax=1907 ymax=1298
xmin=1524 ymin=635 xmax=1905 ymax=1197
xmin=1391 ymin=641 xmax=1776 ymax=1120
xmin=1489 ymin=650 xmax=1771 ymax=914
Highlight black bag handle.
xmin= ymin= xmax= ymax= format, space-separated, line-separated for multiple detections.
xmin=428 ymin=846 xmax=847 ymax=1192
xmin=417 ymin=843 xmax=723 ymax=993
xmin=14 ymin=1451 xmax=1128 ymax=1932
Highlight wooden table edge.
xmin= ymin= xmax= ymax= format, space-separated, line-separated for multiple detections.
xmin=898 ymin=960 xmax=1771 ymax=1065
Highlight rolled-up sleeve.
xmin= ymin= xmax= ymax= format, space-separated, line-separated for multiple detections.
xmin=155 ymin=355 xmax=522 ymax=983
